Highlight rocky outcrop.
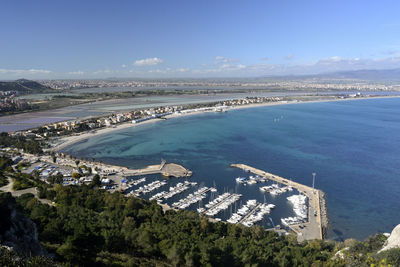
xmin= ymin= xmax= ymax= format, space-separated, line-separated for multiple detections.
xmin=379 ymin=224 xmax=400 ymax=252
xmin=0 ymin=192 xmax=47 ymax=256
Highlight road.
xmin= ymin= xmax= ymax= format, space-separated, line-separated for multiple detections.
xmin=0 ymin=177 xmax=53 ymax=205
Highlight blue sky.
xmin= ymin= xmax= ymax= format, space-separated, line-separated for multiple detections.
xmin=1 ymin=0 xmax=400 ymax=79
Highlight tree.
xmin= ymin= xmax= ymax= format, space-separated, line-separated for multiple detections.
xmin=75 ymin=160 xmax=80 ymax=167
xmin=52 ymin=155 xmax=56 ymax=163
xmin=0 ymin=157 xmax=13 ymax=170
xmin=57 ymin=224 xmax=104 ymax=265
xmin=90 ymin=174 xmax=101 ymax=187
xmin=71 ymin=172 xmax=81 ymax=179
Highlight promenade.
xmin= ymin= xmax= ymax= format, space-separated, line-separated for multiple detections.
xmin=231 ymin=164 xmax=328 ymax=241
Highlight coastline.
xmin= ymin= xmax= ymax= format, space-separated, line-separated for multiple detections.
xmin=51 ymin=95 xmax=400 ymax=152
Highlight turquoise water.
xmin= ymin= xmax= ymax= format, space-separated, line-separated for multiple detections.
xmin=62 ymin=98 xmax=400 ymax=240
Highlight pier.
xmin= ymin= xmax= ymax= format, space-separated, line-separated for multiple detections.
xmin=238 ymin=203 xmax=262 ymax=224
xmin=203 ymin=193 xmax=232 ymax=213
xmin=203 ymin=193 xmax=241 ymax=216
xmin=124 ymin=162 xmax=192 ymax=178
xmin=231 ymin=164 xmax=328 ymax=241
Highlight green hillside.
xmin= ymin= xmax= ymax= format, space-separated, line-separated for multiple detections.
xmin=0 ymin=79 xmax=53 ymax=93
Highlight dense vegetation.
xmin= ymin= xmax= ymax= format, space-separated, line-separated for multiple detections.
xmin=0 ymin=156 xmax=13 ymax=187
xmin=1 ymin=184 xmax=395 ymax=266
xmin=0 ymin=247 xmax=55 ymax=267
xmin=0 ymin=133 xmax=43 ymax=154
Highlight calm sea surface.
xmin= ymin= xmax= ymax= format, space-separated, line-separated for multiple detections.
xmin=62 ymin=98 xmax=400 ymax=240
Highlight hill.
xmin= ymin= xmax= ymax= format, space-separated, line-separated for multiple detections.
xmin=316 ymin=68 xmax=400 ymax=81
xmin=0 ymin=79 xmax=53 ymax=93
xmin=0 ymin=184 xmax=398 ymax=266
xmin=264 ymin=68 xmax=400 ymax=82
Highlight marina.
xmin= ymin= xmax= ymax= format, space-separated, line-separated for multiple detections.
xmin=203 ymin=192 xmax=242 ymax=217
xmin=127 ymin=177 xmax=146 ymax=186
xmin=231 ymin=163 xmax=328 ymax=241
xmin=130 ymin=180 xmax=167 ymax=196
xmin=52 ymin=144 xmax=327 ymax=240
xmin=171 ymin=186 xmax=216 ymax=209
xmin=147 ymin=181 xmax=197 ymax=203
xmin=281 ymin=194 xmax=308 ymax=226
xmin=121 ymin=164 xmax=321 ymax=240
xmin=239 ymin=203 xmax=275 ymax=227
xmin=227 ymin=199 xmax=276 ymax=227
xmin=235 ymin=175 xmax=268 ymax=185
xmin=260 ymin=184 xmax=293 ymax=196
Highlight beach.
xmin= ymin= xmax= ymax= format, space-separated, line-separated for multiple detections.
xmin=51 ymin=95 xmax=400 ymax=152
xmin=51 ymin=99 xmax=298 ymax=151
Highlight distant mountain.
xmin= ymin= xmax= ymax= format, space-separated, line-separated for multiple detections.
xmin=259 ymin=68 xmax=400 ymax=82
xmin=0 ymin=79 xmax=53 ymax=93
xmin=315 ymin=68 xmax=400 ymax=81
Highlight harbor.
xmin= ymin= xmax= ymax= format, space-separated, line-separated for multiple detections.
xmin=231 ymin=163 xmax=328 ymax=241
xmin=118 ymin=162 xmax=329 ymax=241
xmin=29 ymin=150 xmax=328 ymax=240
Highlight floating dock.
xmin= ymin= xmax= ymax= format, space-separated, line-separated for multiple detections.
xmin=231 ymin=163 xmax=328 ymax=241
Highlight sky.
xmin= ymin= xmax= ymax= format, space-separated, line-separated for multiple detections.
xmin=1 ymin=0 xmax=400 ymax=79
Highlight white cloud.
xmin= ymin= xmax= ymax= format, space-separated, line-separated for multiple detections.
xmin=329 ymin=56 xmax=341 ymax=62
xmin=219 ymin=64 xmax=246 ymax=70
xmin=177 ymin=68 xmax=189 ymax=72
xmin=215 ymin=56 xmax=237 ymax=63
xmin=0 ymin=68 xmax=52 ymax=74
xmin=121 ymin=64 xmax=127 ymax=68
xmin=67 ymin=71 xmax=84 ymax=75
xmin=148 ymin=69 xmax=166 ymax=74
xmin=5 ymin=54 xmax=400 ymax=79
xmin=147 ymin=67 xmax=190 ymax=75
xmin=92 ymin=69 xmax=117 ymax=74
xmin=133 ymin=57 xmax=163 ymax=66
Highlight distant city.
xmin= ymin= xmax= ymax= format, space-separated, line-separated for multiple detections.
xmin=38 ymin=78 xmax=400 ymax=91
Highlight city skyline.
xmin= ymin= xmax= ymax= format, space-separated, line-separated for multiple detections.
xmin=1 ymin=0 xmax=400 ymax=79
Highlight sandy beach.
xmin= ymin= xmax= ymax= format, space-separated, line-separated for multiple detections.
xmin=51 ymin=100 xmax=289 ymax=151
xmin=51 ymin=95 xmax=400 ymax=151
xmin=51 ymin=118 xmax=165 ymax=151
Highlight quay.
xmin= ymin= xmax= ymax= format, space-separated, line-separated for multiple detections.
xmin=124 ymin=160 xmax=192 ymax=178
xmin=231 ymin=164 xmax=328 ymax=241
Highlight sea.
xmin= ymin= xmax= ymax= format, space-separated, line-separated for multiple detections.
xmin=61 ymin=97 xmax=400 ymax=241
xmin=3 ymin=91 xmax=397 ymax=132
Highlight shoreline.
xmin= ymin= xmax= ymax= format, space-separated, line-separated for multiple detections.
xmin=51 ymin=95 xmax=400 ymax=151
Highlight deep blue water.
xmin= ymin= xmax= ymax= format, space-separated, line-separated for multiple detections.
xmin=62 ymin=98 xmax=400 ymax=240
